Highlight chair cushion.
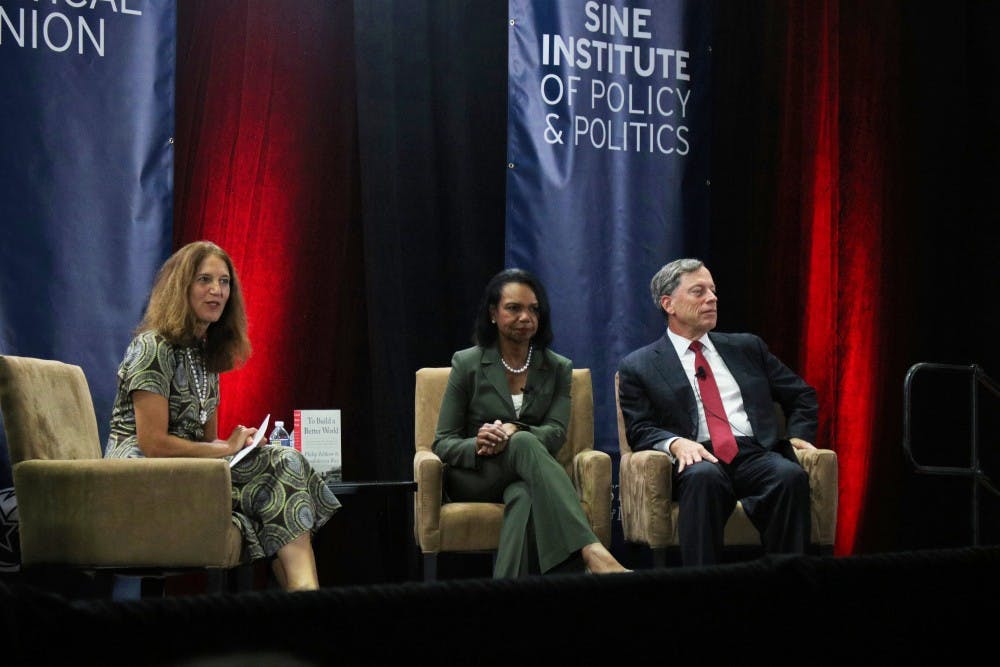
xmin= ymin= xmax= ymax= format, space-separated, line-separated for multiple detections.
xmin=438 ymin=503 xmax=505 ymax=552
xmin=14 ymin=458 xmax=242 ymax=567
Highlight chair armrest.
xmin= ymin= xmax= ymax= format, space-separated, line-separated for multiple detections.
xmin=573 ymin=449 xmax=612 ymax=547
xmin=413 ymin=449 xmax=444 ymax=552
xmin=795 ymin=448 xmax=839 ymax=546
xmin=619 ymin=449 xmax=675 ymax=548
xmin=13 ymin=458 xmax=235 ymax=567
xmin=623 ymin=449 xmax=673 ymax=498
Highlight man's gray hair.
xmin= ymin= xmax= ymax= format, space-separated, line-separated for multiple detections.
xmin=650 ymin=258 xmax=705 ymax=309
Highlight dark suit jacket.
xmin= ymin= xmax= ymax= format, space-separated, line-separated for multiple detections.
xmin=433 ymin=344 xmax=573 ymax=470
xmin=618 ymin=331 xmax=817 ymax=460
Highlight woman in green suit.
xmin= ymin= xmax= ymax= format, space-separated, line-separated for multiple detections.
xmin=433 ymin=269 xmax=627 ymax=578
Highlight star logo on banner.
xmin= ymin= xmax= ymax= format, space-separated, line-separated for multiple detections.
xmin=0 ymin=487 xmax=20 ymax=571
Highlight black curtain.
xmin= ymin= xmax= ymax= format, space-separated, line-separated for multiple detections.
xmin=892 ymin=1 xmax=1000 ymax=551
xmin=355 ymin=1 xmax=508 ymax=481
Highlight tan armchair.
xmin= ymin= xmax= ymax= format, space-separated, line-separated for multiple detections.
xmin=614 ymin=372 xmax=838 ymax=565
xmin=0 ymin=355 xmax=244 ymax=597
xmin=413 ymin=367 xmax=611 ymax=580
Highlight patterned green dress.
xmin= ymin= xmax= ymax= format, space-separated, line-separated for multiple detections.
xmin=105 ymin=330 xmax=340 ymax=561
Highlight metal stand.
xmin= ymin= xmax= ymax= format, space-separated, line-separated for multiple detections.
xmin=903 ymin=362 xmax=1000 ymax=546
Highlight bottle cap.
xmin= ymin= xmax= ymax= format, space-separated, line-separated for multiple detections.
xmin=275 ymin=421 xmax=284 ymax=427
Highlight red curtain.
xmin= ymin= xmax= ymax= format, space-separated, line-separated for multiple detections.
xmin=173 ymin=1 xmax=367 ymax=452
xmin=769 ymin=1 xmax=899 ymax=554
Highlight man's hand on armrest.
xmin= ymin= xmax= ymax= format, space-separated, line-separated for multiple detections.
xmin=789 ymin=437 xmax=815 ymax=450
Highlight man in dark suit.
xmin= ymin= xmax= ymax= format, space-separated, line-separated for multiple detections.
xmin=618 ymin=258 xmax=817 ymax=566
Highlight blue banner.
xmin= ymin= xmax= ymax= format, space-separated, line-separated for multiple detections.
xmin=0 ymin=0 xmax=174 ymax=500
xmin=506 ymin=0 xmax=712 ymax=455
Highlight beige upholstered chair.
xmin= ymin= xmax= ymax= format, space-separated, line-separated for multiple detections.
xmin=614 ymin=372 xmax=838 ymax=565
xmin=413 ymin=367 xmax=611 ymax=580
xmin=0 ymin=355 xmax=244 ymax=597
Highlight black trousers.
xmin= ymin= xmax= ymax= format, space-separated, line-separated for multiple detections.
xmin=674 ymin=437 xmax=810 ymax=566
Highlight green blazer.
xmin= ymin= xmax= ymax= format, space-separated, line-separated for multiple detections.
xmin=432 ymin=344 xmax=573 ymax=470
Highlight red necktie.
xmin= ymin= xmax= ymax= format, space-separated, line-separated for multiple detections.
xmin=689 ymin=341 xmax=738 ymax=463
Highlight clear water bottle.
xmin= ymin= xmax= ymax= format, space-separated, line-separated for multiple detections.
xmin=269 ymin=420 xmax=290 ymax=447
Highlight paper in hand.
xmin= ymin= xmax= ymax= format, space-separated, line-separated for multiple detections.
xmin=229 ymin=413 xmax=270 ymax=468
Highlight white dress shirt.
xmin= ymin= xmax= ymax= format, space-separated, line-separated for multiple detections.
xmin=656 ymin=328 xmax=754 ymax=460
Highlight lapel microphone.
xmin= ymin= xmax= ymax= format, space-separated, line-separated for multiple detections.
xmin=695 ymin=366 xmax=707 ymax=380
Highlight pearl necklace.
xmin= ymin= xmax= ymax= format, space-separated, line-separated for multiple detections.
xmin=186 ymin=347 xmax=209 ymax=424
xmin=500 ymin=344 xmax=533 ymax=375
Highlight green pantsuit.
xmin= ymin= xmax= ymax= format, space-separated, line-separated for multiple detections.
xmin=433 ymin=345 xmax=598 ymax=578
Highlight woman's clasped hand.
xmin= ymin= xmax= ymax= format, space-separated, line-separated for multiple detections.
xmin=476 ymin=419 xmax=518 ymax=456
